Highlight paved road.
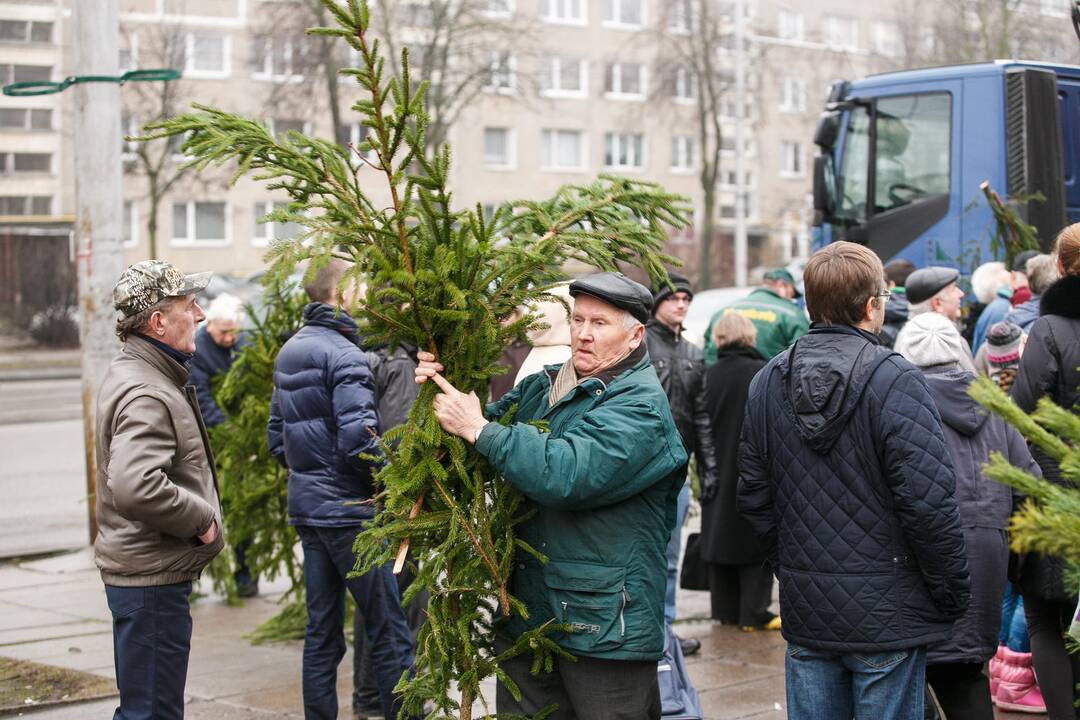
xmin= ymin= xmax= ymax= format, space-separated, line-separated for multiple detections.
xmin=0 ymin=378 xmax=88 ymax=558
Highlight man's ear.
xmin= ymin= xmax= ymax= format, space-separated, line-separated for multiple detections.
xmin=863 ymin=296 xmax=877 ymax=323
xmin=628 ymin=322 xmax=645 ymax=349
xmin=146 ymin=309 xmax=167 ymax=338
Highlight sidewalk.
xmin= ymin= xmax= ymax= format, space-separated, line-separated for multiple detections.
xmin=0 ymin=344 xmax=80 ymax=382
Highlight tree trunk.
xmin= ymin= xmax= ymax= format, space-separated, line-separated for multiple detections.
xmin=147 ymin=174 xmax=159 ymax=260
xmin=700 ymin=183 xmax=715 ymax=288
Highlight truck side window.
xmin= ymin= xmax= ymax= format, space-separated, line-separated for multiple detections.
xmin=837 ymin=106 xmax=870 ymax=223
xmin=874 ymin=93 xmax=951 ymax=214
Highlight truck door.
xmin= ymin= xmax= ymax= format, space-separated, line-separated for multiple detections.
xmin=1058 ymin=76 xmax=1080 ymax=225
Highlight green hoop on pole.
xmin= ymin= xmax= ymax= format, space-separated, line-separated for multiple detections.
xmin=2 ymin=68 xmax=181 ymax=97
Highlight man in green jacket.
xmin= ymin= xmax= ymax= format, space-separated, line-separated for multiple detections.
xmin=704 ymin=268 xmax=808 ymax=363
xmin=416 ymin=271 xmax=688 ymax=719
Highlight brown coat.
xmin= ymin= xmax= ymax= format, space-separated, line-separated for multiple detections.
xmin=93 ymin=335 xmax=224 ymax=587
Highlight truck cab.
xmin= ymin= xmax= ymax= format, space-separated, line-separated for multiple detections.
xmin=812 ymin=61 xmax=1080 ymax=269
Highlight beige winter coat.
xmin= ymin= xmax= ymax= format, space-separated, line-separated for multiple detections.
xmin=93 ymin=335 xmax=224 ymax=587
xmin=514 ymin=284 xmax=573 ymax=385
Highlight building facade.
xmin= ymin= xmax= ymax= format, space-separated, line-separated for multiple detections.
xmin=0 ymin=0 xmax=1076 ymax=286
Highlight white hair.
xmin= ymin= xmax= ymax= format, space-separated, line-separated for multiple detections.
xmin=971 ymin=261 xmax=1007 ymax=305
xmin=206 ymin=292 xmax=244 ymax=324
xmin=622 ymin=310 xmax=643 ymax=332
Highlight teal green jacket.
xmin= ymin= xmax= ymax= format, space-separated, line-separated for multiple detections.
xmin=704 ymin=287 xmax=809 ymax=363
xmin=475 ymin=353 xmax=688 ymax=661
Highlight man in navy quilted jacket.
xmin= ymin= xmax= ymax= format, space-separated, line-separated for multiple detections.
xmin=267 ymin=258 xmax=416 ymax=720
xmin=737 ymin=242 xmax=970 ymax=720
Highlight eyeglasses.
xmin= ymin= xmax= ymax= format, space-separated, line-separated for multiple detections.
xmin=874 ymin=291 xmax=891 ymax=299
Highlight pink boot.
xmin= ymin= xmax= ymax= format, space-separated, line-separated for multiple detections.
xmin=988 ymin=644 xmax=1006 ymax=697
xmin=995 ymin=647 xmax=1047 ymax=713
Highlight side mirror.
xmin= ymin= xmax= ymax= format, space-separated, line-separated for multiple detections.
xmin=813 ymin=154 xmax=836 ymax=216
xmin=813 ymin=110 xmax=841 ymax=150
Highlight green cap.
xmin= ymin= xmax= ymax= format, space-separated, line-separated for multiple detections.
xmin=112 ymin=260 xmax=211 ymax=317
xmin=763 ymin=268 xmax=801 ymax=297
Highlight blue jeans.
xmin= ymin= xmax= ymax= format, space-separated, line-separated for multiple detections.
xmin=999 ymin=583 xmax=1031 ymax=652
xmin=295 ymin=525 xmax=416 ymax=720
xmin=105 ymin=581 xmax=193 ymax=720
xmin=664 ymin=480 xmax=691 ymax=625
xmin=785 ymin=642 xmax=926 ymax=720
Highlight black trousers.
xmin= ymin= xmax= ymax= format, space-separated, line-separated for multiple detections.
xmin=1024 ymin=593 xmax=1080 ymax=720
xmin=707 ymin=562 xmax=774 ymax=626
xmin=925 ymin=662 xmax=993 ymax=720
xmin=495 ymin=637 xmax=661 ymax=720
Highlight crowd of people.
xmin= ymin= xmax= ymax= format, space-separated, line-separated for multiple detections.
xmin=87 ymin=222 xmax=1080 ymax=720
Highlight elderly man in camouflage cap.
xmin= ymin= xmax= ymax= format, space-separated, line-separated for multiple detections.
xmin=95 ymin=260 xmax=223 ymax=720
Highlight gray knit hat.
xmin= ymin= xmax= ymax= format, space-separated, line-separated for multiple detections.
xmin=985 ymin=322 xmax=1023 ymax=367
xmin=894 ymin=312 xmax=976 ymax=373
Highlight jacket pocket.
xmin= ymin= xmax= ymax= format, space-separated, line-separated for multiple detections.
xmin=543 ymin=560 xmax=628 ymax=654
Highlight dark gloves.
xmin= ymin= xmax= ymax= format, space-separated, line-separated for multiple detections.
xmin=699 ymin=472 xmax=719 ymax=503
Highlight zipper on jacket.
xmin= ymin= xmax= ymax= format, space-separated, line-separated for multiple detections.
xmin=619 ymin=586 xmax=631 ymax=637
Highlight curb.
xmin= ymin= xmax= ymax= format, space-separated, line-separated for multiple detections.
xmin=0 ymin=368 xmax=81 ymax=382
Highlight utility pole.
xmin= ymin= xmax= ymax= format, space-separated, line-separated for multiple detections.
xmin=733 ymin=0 xmax=747 ymax=287
xmin=73 ymin=0 xmax=125 ymax=543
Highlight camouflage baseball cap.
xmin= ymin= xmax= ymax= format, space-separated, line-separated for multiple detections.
xmin=112 ymin=260 xmax=212 ymax=317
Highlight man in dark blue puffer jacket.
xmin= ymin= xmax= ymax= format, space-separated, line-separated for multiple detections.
xmin=737 ymin=242 xmax=970 ymax=720
xmin=267 ymin=258 xmax=416 ymax=720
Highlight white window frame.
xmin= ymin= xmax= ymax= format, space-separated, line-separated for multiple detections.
xmin=170 ymin=200 xmax=231 ymax=247
xmin=1 ymin=152 xmax=53 ymax=175
xmin=123 ymin=201 xmax=139 ymax=249
xmin=604 ymin=132 xmax=646 ymax=171
xmin=542 ymin=56 xmax=588 ymax=99
xmin=482 ymin=127 xmax=516 ymax=169
xmin=121 ymin=115 xmax=139 ymax=161
xmin=0 ymin=19 xmax=54 ymax=45
xmin=873 ymin=22 xmax=902 ymax=57
xmin=777 ymin=10 xmax=803 ymax=41
xmin=670 ymin=135 xmax=693 ymax=174
xmin=0 ymin=108 xmax=53 ymax=131
xmin=778 ymin=76 xmax=805 ymax=113
xmin=541 ymin=129 xmax=588 ymax=172
xmin=824 ymin=15 xmax=858 ymax=51
xmin=602 ymin=0 xmax=645 ymax=30
xmin=252 ymin=200 xmax=304 ymax=247
xmin=483 ymin=52 xmax=516 ymax=94
xmin=252 ymin=36 xmax=305 ymax=83
xmin=119 ymin=32 xmax=139 ymax=72
xmin=779 ymin=140 xmax=804 ymax=178
xmin=673 ymin=66 xmax=695 ymax=104
xmin=184 ymin=32 xmax=231 ymax=80
xmin=604 ymin=62 xmax=646 ymax=101
xmin=668 ymin=0 xmax=692 ymax=33
xmin=482 ymin=0 xmax=515 ymax=19
xmin=542 ymin=0 xmax=587 ymax=26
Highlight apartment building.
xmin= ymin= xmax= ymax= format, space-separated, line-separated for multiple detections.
xmin=0 ymin=0 xmax=1076 ymax=285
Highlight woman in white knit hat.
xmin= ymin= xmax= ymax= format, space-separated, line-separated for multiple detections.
xmin=895 ymin=312 xmax=1041 ymax=717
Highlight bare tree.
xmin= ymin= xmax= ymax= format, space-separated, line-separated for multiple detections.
xmin=653 ymin=0 xmax=734 ymax=288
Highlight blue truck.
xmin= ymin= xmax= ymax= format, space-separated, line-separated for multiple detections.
xmin=811 ymin=60 xmax=1080 ymax=269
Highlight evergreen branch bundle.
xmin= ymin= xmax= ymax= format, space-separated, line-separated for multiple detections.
xmin=140 ymin=2 xmax=689 ymax=717
xmin=980 ymin=181 xmax=1045 ymax=268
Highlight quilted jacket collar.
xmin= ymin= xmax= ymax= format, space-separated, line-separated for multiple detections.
xmin=1040 ymin=274 xmax=1080 ymax=319
xmin=302 ymin=302 xmax=361 ymax=346
xmin=779 ymin=324 xmax=891 ymax=452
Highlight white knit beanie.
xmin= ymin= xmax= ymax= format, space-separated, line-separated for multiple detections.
xmin=894 ymin=312 xmax=976 ymax=373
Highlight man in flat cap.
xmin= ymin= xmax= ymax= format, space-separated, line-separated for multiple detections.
xmin=416 ymin=271 xmax=688 ymax=718
xmin=95 ymin=260 xmax=224 ymax=720
xmin=901 ymin=266 xmax=975 ymax=366
xmin=704 ymin=267 xmax=809 ymax=363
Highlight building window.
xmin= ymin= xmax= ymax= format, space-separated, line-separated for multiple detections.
xmin=121 ymin=115 xmax=139 ymax=159
xmin=542 ymin=0 xmax=586 ymax=25
xmin=778 ymin=76 xmax=805 ymax=113
xmin=668 ymin=0 xmax=692 ymax=32
xmin=253 ymin=201 xmax=302 ymax=247
xmin=172 ymin=201 xmax=229 ymax=246
xmin=604 ymin=132 xmax=645 ymax=169
xmin=673 ymin=66 xmax=694 ymax=102
xmin=119 ymin=33 xmax=138 ymax=72
xmin=670 ymin=136 xmax=693 ymax=172
xmin=185 ymin=33 xmax=229 ymax=78
xmin=824 ymin=15 xmax=858 ymax=50
xmin=336 ymin=121 xmax=375 ymax=161
xmin=0 ymin=196 xmax=50 ymax=215
xmin=0 ymin=64 xmax=51 ymax=84
xmin=780 ymin=141 xmax=804 ymax=177
xmin=123 ymin=201 xmax=138 ymax=249
xmin=0 ymin=153 xmax=51 ymax=174
xmin=252 ymin=36 xmax=304 ymax=81
xmin=483 ymin=127 xmax=514 ymax=167
xmin=722 ymin=169 xmax=752 ymax=187
xmin=604 ymin=62 xmax=645 ymax=99
xmin=541 ymin=129 xmax=586 ymax=170
xmin=271 ymin=118 xmax=307 ymax=138
xmin=0 ymin=108 xmax=52 ymax=130
xmin=873 ymin=22 xmax=902 ymax=57
xmin=602 ymin=0 xmax=644 ymax=28
xmin=542 ymin=56 xmax=587 ymax=97
xmin=483 ymin=0 xmax=514 ymax=18
xmin=777 ymin=10 xmax=803 ymax=41
xmin=483 ymin=52 xmax=515 ymax=93
xmin=0 ymin=20 xmax=53 ymax=44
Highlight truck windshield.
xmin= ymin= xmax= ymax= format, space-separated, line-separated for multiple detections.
xmin=834 ymin=93 xmax=951 ymax=224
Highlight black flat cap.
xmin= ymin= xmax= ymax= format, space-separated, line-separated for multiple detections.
xmin=1012 ymin=250 xmax=1039 ymax=273
xmin=652 ymin=271 xmax=694 ymax=308
xmin=569 ymin=271 xmax=653 ymax=325
xmin=906 ymin=266 xmax=960 ymax=304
